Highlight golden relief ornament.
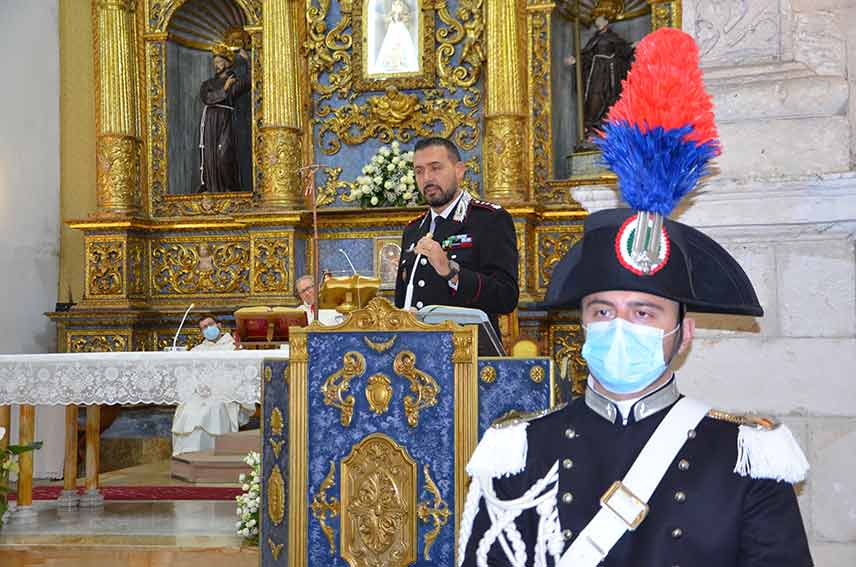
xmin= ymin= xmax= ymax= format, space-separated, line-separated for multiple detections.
xmin=315 ymin=166 xmax=355 ymax=207
xmin=96 ymin=136 xmax=141 ymax=214
xmin=340 ymin=433 xmax=417 ymax=567
xmin=264 ymin=367 xmax=272 ymax=383
xmin=270 ymin=439 xmax=285 ymax=459
xmin=260 ymin=127 xmax=304 ymax=208
xmin=68 ymin=333 xmax=130 ymax=353
xmin=322 ymin=351 xmax=367 ymax=427
xmin=484 ymin=115 xmax=528 ymax=201
xmin=550 ymin=323 xmax=588 ymax=397
xmin=311 ymin=460 xmax=340 ymax=556
xmin=416 ymin=464 xmax=450 ymax=561
xmin=363 ymin=335 xmax=397 ymax=353
xmin=87 ymin=240 xmax=125 ymax=296
xmin=268 ymin=538 xmax=284 ymax=561
xmin=530 ymin=365 xmax=546 ymax=384
xmin=480 ymin=365 xmax=496 ymax=384
xmin=365 ymin=374 xmax=393 ymax=415
xmin=270 ymin=407 xmax=284 ymax=436
xmin=252 ymin=238 xmax=290 ymax=294
xmin=436 ymin=0 xmax=485 ymax=91
xmin=452 ymin=332 xmax=474 ymax=362
xmin=527 ymin=6 xmax=554 ymax=201
xmin=537 ymin=229 xmax=584 ymax=290
xmin=127 ymin=239 xmax=146 ymax=296
xmin=267 ymin=464 xmax=286 ymax=526
xmin=393 ymin=351 xmax=439 ymax=427
xmin=151 ymin=241 xmax=250 ymax=295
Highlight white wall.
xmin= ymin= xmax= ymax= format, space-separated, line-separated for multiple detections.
xmin=574 ymin=1 xmax=856 ymax=565
xmin=0 ymin=0 xmax=64 ymax=478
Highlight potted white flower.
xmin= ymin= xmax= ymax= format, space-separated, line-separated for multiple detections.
xmin=235 ymin=451 xmax=260 ymax=543
xmin=350 ymin=141 xmax=423 ymax=208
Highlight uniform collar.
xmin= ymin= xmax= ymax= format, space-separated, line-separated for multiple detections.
xmin=584 ymin=376 xmax=680 ymax=425
xmin=430 ymin=190 xmax=466 ymax=222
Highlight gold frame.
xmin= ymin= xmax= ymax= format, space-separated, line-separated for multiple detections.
xmin=373 ymin=236 xmax=403 ymax=290
xmin=141 ymin=0 xmax=263 ymax=217
xmin=352 ymin=0 xmax=436 ymax=91
xmin=528 ymin=0 xmax=683 ymax=202
xmin=287 ymin=297 xmax=477 ymax=567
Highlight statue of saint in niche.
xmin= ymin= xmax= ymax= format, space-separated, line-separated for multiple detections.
xmin=198 ymin=45 xmax=251 ymax=193
xmin=565 ymin=15 xmax=634 ymax=148
xmin=368 ymin=0 xmax=419 ymax=75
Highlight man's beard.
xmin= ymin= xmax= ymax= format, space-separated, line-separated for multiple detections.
xmin=422 ymin=182 xmax=458 ymax=207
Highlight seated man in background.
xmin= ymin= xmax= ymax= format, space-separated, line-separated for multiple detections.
xmin=171 ymin=315 xmax=254 ymax=455
xmin=296 ymin=274 xmax=343 ymax=325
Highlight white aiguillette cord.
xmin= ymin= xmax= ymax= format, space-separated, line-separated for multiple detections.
xmin=403 ymin=231 xmax=432 ymax=311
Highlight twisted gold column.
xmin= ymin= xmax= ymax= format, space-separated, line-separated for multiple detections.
xmin=260 ymin=0 xmax=306 ymax=209
xmin=484 ymin=0 xmax=529 ymax=203
xmin=94 ymin=0 xmax=141 ymax=215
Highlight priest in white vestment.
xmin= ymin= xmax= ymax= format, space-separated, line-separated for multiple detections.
xmin=171 ymin=315 xmax=255 ymax=455
xmin=296 ymin=274 xmax=344 ymax=326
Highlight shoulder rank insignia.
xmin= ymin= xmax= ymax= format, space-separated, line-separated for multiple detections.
xmin=471 ymin=198 xmax=502 ymax=211
xmin=491 ymin=403 xmax=568 ymax=430
xmin=707 ymin=409 xmax=779 ymax=430
xmin=406 ymin=212 xmax=427 ymax=226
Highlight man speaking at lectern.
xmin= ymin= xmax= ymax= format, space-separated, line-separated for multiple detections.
xmin=394 ymin=137 xmax=519 ymax=337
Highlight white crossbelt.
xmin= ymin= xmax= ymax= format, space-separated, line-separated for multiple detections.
xmin=558 ymin=397 xmax=710 ymax=567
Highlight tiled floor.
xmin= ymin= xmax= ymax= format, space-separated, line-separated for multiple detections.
xmin=0 ymin=500 xmax=242 ymax=544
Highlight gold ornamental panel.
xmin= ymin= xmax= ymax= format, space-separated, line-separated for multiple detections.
xmin=251 ymin=236 xmax=293 ymax=295
xmin=67 ymin=331 xmax=131 ymax=353
xmin=86 ymin=238 xmax=126 ymax=298
xmin=96 ymin=135 xmax=141 ymax=214
xmin=127 ymin=237 xmax=147 ymax=297
xmin=260 ymin=127 xmax=305 ymax=208
xmin=483 ymin=115 xmax=528 ymax=202
xmin=268 ymin=464 xmax=286 ymax=526
xmin=340 ymin=433 xmax=417 ymax=567
xmin=150 ymin=239 xmax=251 ymax=296
xmin=535 ymin=226 xmax=584 ymax=292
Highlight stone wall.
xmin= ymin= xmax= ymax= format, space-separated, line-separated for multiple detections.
xmin=573 ymin=1 xmax=856 ymax=564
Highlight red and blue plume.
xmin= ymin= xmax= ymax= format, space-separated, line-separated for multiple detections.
xmin=596 ymin=28 xmax=720 ymax=216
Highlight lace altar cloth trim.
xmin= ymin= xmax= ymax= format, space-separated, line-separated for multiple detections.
xmin=0 ymin=351 xmax=285 ymax=405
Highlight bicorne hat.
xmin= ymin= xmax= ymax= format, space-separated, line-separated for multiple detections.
xmin=542 ymin=28 xmax=763 ymax=317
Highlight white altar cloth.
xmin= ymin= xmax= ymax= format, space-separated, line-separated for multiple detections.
xmin=0 ymin=350 xmax=286 ymax=406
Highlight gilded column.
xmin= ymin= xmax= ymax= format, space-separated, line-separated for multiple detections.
xmin=484 ymin=0 xmax=529 ymax=203
xmin=260 ymin=0 xmax=306 ymax=209
xmin=94 ymin=0 xmax=141 ymax=215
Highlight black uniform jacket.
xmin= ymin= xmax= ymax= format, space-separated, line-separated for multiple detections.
xmin=462 ymin=379 xmax=813 ymax=567
xmin=394 ymin=194 xmax=519 ymax=334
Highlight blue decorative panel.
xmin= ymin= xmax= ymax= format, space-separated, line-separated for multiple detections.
xmin=261 ymin=358 xmax=290 ymax=564
xmin=477 ymin=357 xmax=556 ymax=436
xmin=318 ymin=238 xmax=375 ymax=275
xmin=305 ymin=331 xmax=456 ymax=567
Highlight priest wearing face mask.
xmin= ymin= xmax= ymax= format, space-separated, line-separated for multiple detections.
xmin=171 ymin=315 xmax=253 ymax=455
xmin=459 ymin=29 xmax=812 ymax=567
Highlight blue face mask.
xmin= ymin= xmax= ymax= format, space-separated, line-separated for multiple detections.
xmin=581 ymin=318 xmax=679 ymax=395
xmin=202 ymin=324 xmax=221 ymax=342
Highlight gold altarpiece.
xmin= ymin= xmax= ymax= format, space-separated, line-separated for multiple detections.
xmin=51 ymin=0 xmax=681 ymax=387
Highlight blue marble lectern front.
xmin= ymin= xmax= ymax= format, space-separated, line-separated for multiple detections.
xmin=261 ymin=298 xmax=562 ymax=567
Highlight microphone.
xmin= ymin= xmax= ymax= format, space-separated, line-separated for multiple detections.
xmin=338 ymin=248 xmax=358 ymax=275
xmin=171 ymin=303 xmax=195 ymax=350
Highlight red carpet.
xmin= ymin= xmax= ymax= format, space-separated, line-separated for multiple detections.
xmin=8 ymin=485 xmax=241 ymax=501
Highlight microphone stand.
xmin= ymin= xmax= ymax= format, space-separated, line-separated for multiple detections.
xmin=172 ymin=303 xmax=195 ymax=350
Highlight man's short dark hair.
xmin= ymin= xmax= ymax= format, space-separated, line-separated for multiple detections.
xmin=414 ymin=137 xmax=461 ymax=162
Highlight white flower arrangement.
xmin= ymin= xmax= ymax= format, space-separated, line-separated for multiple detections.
xmin=235 ymin=451 xmax=260 ymax=543
xmin=349 ymin=141 xmax=423 ymax=208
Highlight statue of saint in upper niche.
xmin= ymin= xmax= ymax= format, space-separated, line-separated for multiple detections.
xmin=198 ymin=46 xmax=251 ymax=193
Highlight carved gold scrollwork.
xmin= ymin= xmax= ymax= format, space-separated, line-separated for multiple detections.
xmin=316 ymin=87 xmax=480 ymax=156
xmin=393 ymin=351 xmax=439 ymax=428
xmin=267 ymin=464 xmax=286 ymax=526
xmin=417 ymin=464 xmax=450 ymax=561
xmin=363 ymin=335 xmax=397 ymax=353
xmin=260 ymin=127 xmax=304 ymax=208
xmin=315 ymin=166 xmax=354 ymax=207
xmin=436 ymin=0 xmax=485 ymax=91
xmin=365 ymin=374 xmax=393 ymax=415
xmin=538 ymin=231 xmax=583 ymax=290
xmin=96 ymin=135 xmax=141 ymax=214
xmin=341 ymin=433 xmax=417 ymax=567
xmin=252 ymin=238 xmax=290 ymax=294
xmin=270 ymin=439 xmax=284 ymax=459
xmin=452 ymin=332 xmax=474 ymax=363
xmin=87 ymin=240 xmax=125 ymax=296
xmin=550 ymin=323 xmax=588 ymax=397
xmin=484 ymin=115 xmax=528 ymax=201
xmin=322 ymin=351 xmax=367 ymax=427
xmin=350 ymin=297 xmax=420 ymax=331
xmin=290 ymin=334 xmax=308 ymax=362
xmin=528 ymin=7 xmax=554 ymax=200
xmin=127 ymin=239 xmax=145 ymax=296
xmin=311 ymin=460 xmax=340 ymax=556
xmin=68 ymin=334 xmax=129 ymax=353
xmin=151 ymin=241 xmax=250 ymax=295
xmin=304 ymin=0 xmax=354 ymax=102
